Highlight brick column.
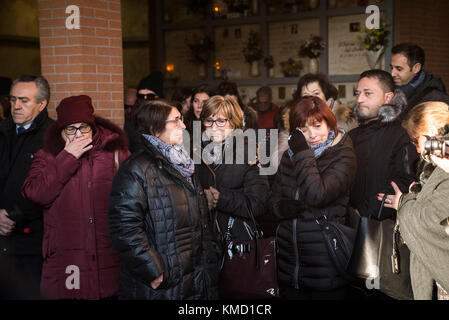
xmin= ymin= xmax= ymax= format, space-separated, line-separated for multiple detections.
xmin=38 ymin=0 xmax=124 ymax=126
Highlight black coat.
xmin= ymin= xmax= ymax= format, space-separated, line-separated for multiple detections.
xmin=108 ymin=138 xmax=220 ymax=300
xmin=196 ymin=135 xmax=269 ymax=241
xmin=349 ymin=122 xmax=418 ymax=219
xmin=0 ymin=109 xmax=53 ymax=255
xmin=270 ymin=132 xmax=357 ymax=291
xmin=403 ymin=72 xmax=449 ymax=115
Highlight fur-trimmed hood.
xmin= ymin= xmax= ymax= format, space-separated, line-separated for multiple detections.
xmin=355 ymin=89 xmax=407 ymax=124
xmin=43 ymin=116 xmax=128 ymax=156
xmin=378 ymin=89 xmax=407 ymax=122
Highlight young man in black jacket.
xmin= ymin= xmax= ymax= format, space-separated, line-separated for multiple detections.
xmin=0 ymin=75 xmax=54 ymax=299
xmin=348 ymin=70 xmax=418 ymax=300
xmin=390 ymin=43 xmax=449 ymax=115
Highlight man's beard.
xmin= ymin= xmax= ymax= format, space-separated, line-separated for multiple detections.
xmin=355 ymin=104 xmax=378 ymax=122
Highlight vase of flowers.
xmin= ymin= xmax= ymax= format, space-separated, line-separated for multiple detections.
xmin=280 ymin=58 xmax=303 ymax=77
xmin=242 ymin=30 xmax=264 ymax=77
xmin=359 ymin=22 xmax=390 ymax=69
xmin=264 ymin=56 xmax=275 ymax=77
xmin=298 ymin=35 xmax=324 ymax=74
xmin=187 ymin=35 xmax=214 ymax=78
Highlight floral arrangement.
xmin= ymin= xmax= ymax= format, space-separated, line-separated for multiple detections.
xmin=280 ymin=58 xmax=303 ymax=77
xmin=359 ymin=22 xmax=390 ymax=52
xmin=298 ymin=35 xmax=325 ymax=59
xmin=242 ymin=30 xmax=264 ymax=64
xmin=187 ymin=35 xmax=214 ymax=65
xmin=264 ymin=56 xmax=274 ymax=69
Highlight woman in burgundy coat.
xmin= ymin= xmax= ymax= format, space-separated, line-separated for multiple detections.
xmin=22 ymin=95 xmax=130 ymax=299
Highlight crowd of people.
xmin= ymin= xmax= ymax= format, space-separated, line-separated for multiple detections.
xmin=0 ymin=43 xmax=448 ymax=300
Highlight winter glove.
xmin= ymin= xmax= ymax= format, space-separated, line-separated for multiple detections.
xmin=288 ymin=128 xmax=308 ymax=154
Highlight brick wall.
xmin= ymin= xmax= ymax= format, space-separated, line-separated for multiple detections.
xmin=394 ymin=0 xmax=449 ymax=90
xmin=38 ymin=0 xmax=124 ymax=126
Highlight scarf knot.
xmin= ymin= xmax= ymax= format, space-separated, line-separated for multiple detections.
xmin=143 ymin=134 xmax=195 ymax=185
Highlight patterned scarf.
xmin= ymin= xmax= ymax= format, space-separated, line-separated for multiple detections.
xmin=398 ymin=70 xmax=426 ymax=98
xmin=143 ymin=134 xmax=195 ymax=184
xmin=288 ymin=130 xmax=335 ymax=159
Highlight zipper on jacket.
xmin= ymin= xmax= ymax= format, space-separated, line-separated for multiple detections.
xmin=292 ymin=218 xmax=300 ymax=290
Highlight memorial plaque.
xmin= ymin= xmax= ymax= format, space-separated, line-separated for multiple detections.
xmin=269 ymin=19 xmax=320 ymax=78
xmin=214 ymin=24 xmax=260 ymax=80
xmin=328 ymin=14 xmax=385 ymax=75
xmin=165 ymin=29 xmax=207 ymax=81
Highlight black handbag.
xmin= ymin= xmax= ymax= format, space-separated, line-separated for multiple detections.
xmin=347 ymin=195 xmax=413 ymax=300
xmin=218 ymin=208 xmax=279 ymax=299
xmin=316 ymin=207 xmax=360 ymax=276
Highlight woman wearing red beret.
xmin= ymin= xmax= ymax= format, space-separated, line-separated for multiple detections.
xmin=22 ymin=95 xmax=130 ymax=299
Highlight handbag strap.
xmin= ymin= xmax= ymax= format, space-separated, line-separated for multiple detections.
xmin=114 ymin=150 xmax=120 ymax=171
xmin=377 ymin=194 xmax=387 ymax=219
xmin=392 ymin=222 xmax=401 ymax=274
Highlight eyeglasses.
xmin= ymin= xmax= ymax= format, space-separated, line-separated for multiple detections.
xmin=64 ymin=124 xmax=92 ymax=135
xmin=165 ymin=115 xmax=184 ymax=126
xmin=137 ymin=93 xmax=157 ymax=101
xmin=202 ymin=118 xmax=230 ymax=127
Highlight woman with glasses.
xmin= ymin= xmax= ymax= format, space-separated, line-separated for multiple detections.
xmin=22 ymin=95 xmax=130 ymax=299
xmin=108 ymin=99 xmax=220 ymax=300
xmin=196 ymin=95 xmax=269 ymax=297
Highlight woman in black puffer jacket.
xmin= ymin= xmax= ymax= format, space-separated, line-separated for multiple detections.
xmin=270 ymin=96 xmax=357 ymax=300
xmin=196 ymin=95 xmax=269 ymax=243
xmin=108 ymin=99 xmax=220 ymax=300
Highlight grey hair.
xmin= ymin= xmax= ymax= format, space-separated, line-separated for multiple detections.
xmin=11 ymin=75 xmax=50 ymax=107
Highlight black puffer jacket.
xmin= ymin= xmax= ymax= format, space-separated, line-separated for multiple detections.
xmin=270 ymin=132 xmax=357 ymax=291
xmin=108 ymin=138 xmax=220 ymax=300
xmin=196 ymin=134 xmax=269 ymax=241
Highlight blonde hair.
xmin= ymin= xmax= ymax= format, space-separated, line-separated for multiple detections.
xmin=201 ymin=95 xmax=244 ymax=129
xmin=403 ymin=101 xmax=449 ymax=138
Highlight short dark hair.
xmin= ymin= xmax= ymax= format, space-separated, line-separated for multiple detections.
xmin=289 ymin=96 xmax=338 ymax=136
xmin=256 ymin=86 xmax=272 ymax=99
xmin=392 ymin=43 xmax=425 ymax=69
xmin=215 ymin=81 xmax=246 ymax=109
xmin=133 ymin=99 xmax=174 ymax=136
xmin=294 ymin=73 xmax=338 ymax=101
xmin=11 ymin=75 xmax=50 ymax=107
xmin=359 ymin=69 xmax=395 ymax=93
xmin=171 ymin=86 xmax=193 ymax=103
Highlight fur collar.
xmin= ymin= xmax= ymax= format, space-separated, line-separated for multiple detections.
xmin=378 ymin=89 xmax=407 ymax=123
xmin=43 ymin=116 xmax=128 ymax=156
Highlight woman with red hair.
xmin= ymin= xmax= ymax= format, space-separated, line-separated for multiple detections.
xmin=270 ymin=96 xmax=357 ymax=300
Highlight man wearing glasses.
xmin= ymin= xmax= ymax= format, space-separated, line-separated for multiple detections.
xmin=0 ymin=75 xmax=53 ymax=299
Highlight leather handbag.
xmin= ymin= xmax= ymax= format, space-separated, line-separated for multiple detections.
xmin=348 ymin=195 xmax=413 ymax=300
xmin=316 ymin=207 xmax=360 ymax=276
xmin=218 ymin=209 xmax=279 ymax=299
